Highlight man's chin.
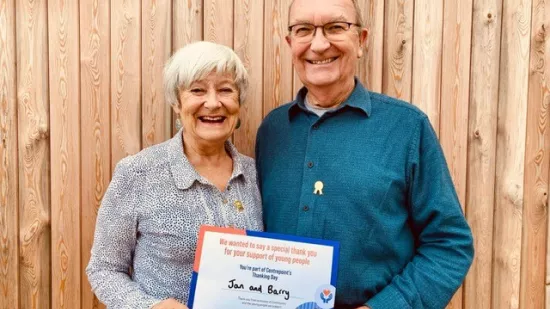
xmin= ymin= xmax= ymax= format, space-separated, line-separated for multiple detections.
xmin=303 ymin=76 xmax=339 ymax=88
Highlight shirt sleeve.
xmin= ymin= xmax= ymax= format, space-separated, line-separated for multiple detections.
xmin=86 ymin=160 xmax=163 ymax=309
xmin=366 ymin=116 xmax=474 ymax=309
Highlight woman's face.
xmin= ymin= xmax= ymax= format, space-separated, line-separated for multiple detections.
xmin=176 ymin=71 xmax=240 ymax=146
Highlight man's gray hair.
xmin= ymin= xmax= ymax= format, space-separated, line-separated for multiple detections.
xmin=288 ymin=0 xmax=364 ymax=29
xmin=163 ymin=41 xmax=249 ymax=108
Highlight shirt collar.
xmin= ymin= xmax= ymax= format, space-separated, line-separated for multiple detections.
xmin=169 ymin=129 xmax=247 ymax=190
xmin=288 ymin=77 xmax=371 ymax=119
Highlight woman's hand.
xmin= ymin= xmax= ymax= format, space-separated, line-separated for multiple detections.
xmin=152 ymin=298 xmax=189 ymax=309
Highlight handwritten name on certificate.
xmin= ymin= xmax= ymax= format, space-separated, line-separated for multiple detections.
xmin=188 ymin=226 xmax=340 ymax=309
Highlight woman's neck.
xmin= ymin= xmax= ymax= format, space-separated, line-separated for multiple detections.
xmin=182 ymin=132 xmax=230 ymax=165
xmin=183 ymin=132 xmax=233 ymax=191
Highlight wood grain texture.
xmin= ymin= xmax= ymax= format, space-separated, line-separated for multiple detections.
xmin=204 ymin=0 xmax=233 ymax=47
xmin=440 ymin=0 xmax=473 ymax=307
xmin=111 ymin=0 xmax=141 ymax=169
xmin=142 ymin=0 xmax=171 ymax=147
xmin=172 ymin=0 xmax=202 ymax=136
xmin=16 ymin=0 xmax=51 ymax=308
xmin=6 ymin=1 xmax=550 ymax=307
xmin=0 ymin=0 xmax=18 ymax=308
xmin=521 ymin=1 xmax=550 ymax=308
xmin=412 ymin=0 xmax=443 ymax=134
xmin=172 ymin=0 xmax=204 ymax=134
xmin=234 ymin=0 xmax=263 ymax=157
xmin=79 ymin=0 xmax=110 ymax=308
xmin=492 ymin=0 xmax=532 ymax=308
xmin=464 ymin=0 xmax=503 ymax=308
xmin=356 ymin=0 xmax=384 ymax=92
xmin=173 ymin=0 xmax=202 ymax=49
xmin=382 ymin=0 xmax=413 ymax=100
xmin=48 ymin=0 xmax=81 ymax=308
xmin=263 ymin=0 xmax=293 ymax=116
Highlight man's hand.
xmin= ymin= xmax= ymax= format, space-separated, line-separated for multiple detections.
xmin=356 ymin=306 xmax=370 ymax=309
xmin=151 ymin=298 xmax=188 ymax=309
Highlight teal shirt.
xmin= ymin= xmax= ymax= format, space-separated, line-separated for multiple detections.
xmin=255 ymin=79 xmax=474 ymax=309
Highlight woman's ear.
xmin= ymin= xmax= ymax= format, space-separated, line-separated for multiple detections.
xmin=172 ymin=97 xmax=182 ymax=114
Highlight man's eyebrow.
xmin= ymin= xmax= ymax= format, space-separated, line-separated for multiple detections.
xmin=289 ymin=19 xmax=313 ymax=25
xmin=289 ymin=16 xmax=349 ymax=25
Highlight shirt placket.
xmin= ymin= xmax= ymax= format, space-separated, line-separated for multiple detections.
xmin=296 ymin=118 xmax=323 ymax=238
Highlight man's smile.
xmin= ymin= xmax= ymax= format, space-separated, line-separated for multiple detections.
xmin=306 ymin=57 xmax=338 ymax=64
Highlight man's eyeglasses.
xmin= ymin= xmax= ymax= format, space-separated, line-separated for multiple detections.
xmin=288 ymin=22 xmax=360 ymax=43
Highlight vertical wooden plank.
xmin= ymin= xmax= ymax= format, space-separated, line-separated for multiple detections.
xmin=48 ymin=0 xmax=81 ymax=308
xmin=382 ymin=0 xmax=413 ymax=100
xmin=0 ymin=0 xmax=18 ymax=308
xmin=16 ymin=0 xmax=51 ymax=308
xmin=492 ymin=0 xmax=532 ymax=308
xmin=440 ymin=0 xmax=473 ymax=308
xmin=357 ymin=0 xmax=384 ymax=92
xmin=111 ymin=0 xmax=141 ymax=169
xmin=234 ymin=0 xmax=263 ymax=157
xmin=522 ymin=0 xmax=550 ymax=308
xmin=173 ymin=0 xmax=202 ymax=50
xmin=172 ymin=0 xmax=202 ymax=136
xmin=441 ymin=0 xmax=474 ymax=214
xmin=464 ymin=0 xmax=503 ymax=308
xmin=142 ymin=0 xmax=171 ymax=147
xmin=264 ymin=0 xmax=293 ymax=116
xmin=79 ymin=0 xmax=110 ymax=308
xmin=204 ymin=0 xmax=233 ymax=47
xmin=411 ymin=0 xmax=443 ymax=133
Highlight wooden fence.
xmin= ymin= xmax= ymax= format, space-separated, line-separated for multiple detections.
xmin=0 ymin=0 xmax=549 ymax=308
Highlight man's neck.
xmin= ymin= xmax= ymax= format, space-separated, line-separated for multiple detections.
xmin=305 ymin=78 xmax=355 ymax=109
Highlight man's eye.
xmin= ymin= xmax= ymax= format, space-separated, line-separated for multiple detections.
xmin=295 ymin=26 xmax=313 ymax=35
xmin=220 ymin=87 xmax=234 ymax=93
xmin=326 ymin=23 xmax=346 ymax=32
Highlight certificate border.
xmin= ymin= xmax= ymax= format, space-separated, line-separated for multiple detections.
xmin=187 ymin=225 xmax=340 ymax=308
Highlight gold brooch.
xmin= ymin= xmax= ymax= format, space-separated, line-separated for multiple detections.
xmin=314 ymin=181 xmax=324 ymax=195
xmin=234 ymin=200 xmax=244 ymax=212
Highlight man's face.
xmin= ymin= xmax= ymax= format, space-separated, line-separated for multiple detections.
xmin=286 ymin=0 xmax=367 ymax=90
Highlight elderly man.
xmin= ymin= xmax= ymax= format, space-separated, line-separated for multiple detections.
xmin=255 ymin=0 xmax=474 ymax=308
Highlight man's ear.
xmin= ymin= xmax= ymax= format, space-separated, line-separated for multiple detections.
xmin=357 ymin=28 xmax=368 ymax=58
xmin=285 ymin=35 xmax=292 ymax=46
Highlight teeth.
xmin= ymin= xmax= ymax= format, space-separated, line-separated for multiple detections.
xmin=311 ymin=58 xmax=335 ymax=64
xmin=201 ymin=116 xmax=224 ymax=121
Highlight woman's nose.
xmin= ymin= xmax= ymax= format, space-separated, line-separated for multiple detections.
xmin=203 ymin=90 xmax=221 ymax=109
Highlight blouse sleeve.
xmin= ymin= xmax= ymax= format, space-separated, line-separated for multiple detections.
xmin=86 ymin=160 xmax=163 ymax=309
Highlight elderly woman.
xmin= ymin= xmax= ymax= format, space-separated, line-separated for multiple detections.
xmin=86 ymin=41 xmax=263 ymax=309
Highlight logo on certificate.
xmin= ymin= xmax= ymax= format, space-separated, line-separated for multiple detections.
xmin=314 ymin=284 xmax=336 ymax=308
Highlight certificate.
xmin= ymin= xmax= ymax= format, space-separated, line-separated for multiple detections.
xmin=188 ymin=225 xmax=340 ymax=309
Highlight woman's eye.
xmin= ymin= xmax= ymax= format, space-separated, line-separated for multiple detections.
xmin=190 ymin=88 xmax=205 ymax=94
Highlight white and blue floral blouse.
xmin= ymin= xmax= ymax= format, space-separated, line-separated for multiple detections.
xmin=86 ymin=130 xmax=263 ymax=309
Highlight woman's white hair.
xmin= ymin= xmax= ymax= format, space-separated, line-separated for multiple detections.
xmin=163 ymin=41 xmax=249 ymax=108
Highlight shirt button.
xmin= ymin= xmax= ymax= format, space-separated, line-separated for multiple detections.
xmin=307 ymin=161 xmax=314 ymax=168
xmin=303 ymin=205 xmax=309 ymax=211
xmin=222 ymin=199 xmax=228 ymax=204
xmin=312 ymin=124 xmax=319 ymax=130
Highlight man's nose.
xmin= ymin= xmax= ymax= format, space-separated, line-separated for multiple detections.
xmin=204 ymin=90 xmax=221 ymax=109
xmin=310 ymin=28 xmax=330 ymax=52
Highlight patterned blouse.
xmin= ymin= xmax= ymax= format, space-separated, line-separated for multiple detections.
xmin=86 ymin=130 xmax=264 ymax=309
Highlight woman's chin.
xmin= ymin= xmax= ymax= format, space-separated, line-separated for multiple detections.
xmin=194 ymin=131 xmax=232 ymax=145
